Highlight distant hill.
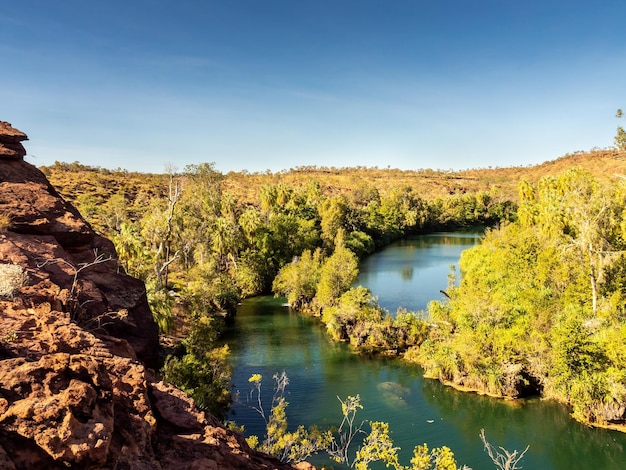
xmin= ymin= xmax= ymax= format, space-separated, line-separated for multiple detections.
xmin=42 ymin=149 xmax=626 ymax=209
xmin=457 ymin=148 xmax=626 ymax=199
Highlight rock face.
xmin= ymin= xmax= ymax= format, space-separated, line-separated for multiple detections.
xmin=0 ymin=147 xmax=159 ymax=367
xmin=0 ymin=121 xmax=28 ymax=160
xmin=0 ymin=122 xmax=305 ymax=469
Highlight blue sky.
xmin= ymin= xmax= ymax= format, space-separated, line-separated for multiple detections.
xmin=1 ymin=1 xmax=625 ymax=174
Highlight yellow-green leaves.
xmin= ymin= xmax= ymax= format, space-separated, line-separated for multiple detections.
xmin=248 ymin=373 xmax=262 ymax=384
xmin=354 ymin=421 xmax=402 ymax=470
xmin=423 ymin=168 xmax=626 ymax=424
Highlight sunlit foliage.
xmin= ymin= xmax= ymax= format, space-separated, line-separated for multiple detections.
xmin=43 ymin=158 xmax=516 ymax=421
xmin=418 ymin=169 xmax=626 ymax=426
xmin=243 ymin=372 xmax=535 ymax=469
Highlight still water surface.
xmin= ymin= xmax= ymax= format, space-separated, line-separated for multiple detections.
xmin=225 ymin=232 xmax=626 ymax=469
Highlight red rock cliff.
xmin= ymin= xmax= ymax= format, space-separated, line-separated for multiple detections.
xmin=0 ymin=122 xmax=307 ymax=469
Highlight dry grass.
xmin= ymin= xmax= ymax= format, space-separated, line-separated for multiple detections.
xmin=42 ymin=149 xmax=626 ymax=211
xmin=0 ymin=213 xmax=11 ymax=232
xmin=0 ymin=263 xmax=28 ymax=298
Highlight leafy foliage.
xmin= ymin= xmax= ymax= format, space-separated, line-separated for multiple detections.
xmin=42 ymin=156 xmax=626 ymax=428
xmin=162 ymin=314 xmax=232 ymax=418
xmin=40 ymin=159 xmax=516 ymax=426
xmin=272 ymin=248 xmax=323 ymax=311
xmin=415 ymin=169 xmax=626 ymax=426
xmin=244 ymin=372 xmax=332 ymax=463
xmin=37 ymin=150 xmax=626 ymax=466
xmin=314 ymin=235 xmax=360 ymax=310
xmin=243 ymin=372 xmax=533 ymax=469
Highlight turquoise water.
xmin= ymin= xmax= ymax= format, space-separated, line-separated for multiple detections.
xmin=356 ymin=231 xmax=482 ymax=314
xmin=225 ymin=233 xmax=626 ymax=469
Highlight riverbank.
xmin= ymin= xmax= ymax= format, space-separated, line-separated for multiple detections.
xmin=276 ymin=225 xmax=626 ymax=434
xmin=227 ymin=295 xmax=626 ymax=470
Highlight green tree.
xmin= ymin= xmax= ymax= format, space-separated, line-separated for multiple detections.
xmin=146 ymin=279 xmax=175 ymax=334
xmin=233 ymin=250 xmax=267 ymax=297
xmin=259 ymin=183 xmax=279 ymax=219
xmin=353 ymin=421 xmax=402 ymax=470
xmin=315 ymin=234 xmax=359 ymax=310
xmin=99 ymin=192 xmax=128 ymax=233
xmin=113 ymin=220 xmax=147 ymax=277
xmin=140 ymin=175 xmax=181 ymax=289
xmin=272 ymin=248 xmax=324 ymax=310
xmin=319 ymin=195 xmax=348 ymax=248
xmin=410 ymin=444 xmax=460 ymax=470
xmin=162 ymin=314 xmax=231 ymax=418
xmin=377 ymin=186 xmax=422 ymax=238
xmin=185 ymin=259 xmax=241 ymax=316
xmin=345 ymin=230 xmax=375 ymax=258
xmin=548 ymin=311 xmax=606 ymax=397
xmin=616 ymin=108 xmax=626 ymax=151
xmin=183 ymin=162 xmax=224 ymax=218
xmin=211 ymin=216 xmax=242 ymax=270
xmin=321 ymin=285 xmax=385 ymax=344
xmin=74 ymin=193 xmax=99 ymax=222
xmin=523 ymin=168 xmax=623 ymax=314
xmin=238 ymin=207 xmax=263 ymax=246
xmin=416 ymin=169 xmax=626 ymax=425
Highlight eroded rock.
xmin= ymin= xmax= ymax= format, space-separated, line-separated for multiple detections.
xmin=0 ymin=121 xmax=28 ymax=160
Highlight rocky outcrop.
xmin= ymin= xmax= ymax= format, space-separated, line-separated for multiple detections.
xmin=0 ymin=122 xmax=307 ymax=469
xmin=0 ymin=121 xmax=28 ymax=160
xmin=0 ymin=142 xmax=159 ymax=367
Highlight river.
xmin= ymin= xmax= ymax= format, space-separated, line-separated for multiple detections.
xmin=224 ymin=232 xmax=626 ymax=469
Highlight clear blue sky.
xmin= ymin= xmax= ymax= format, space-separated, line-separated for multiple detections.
xmin=1 ymin=1 xmax=625 ymax=173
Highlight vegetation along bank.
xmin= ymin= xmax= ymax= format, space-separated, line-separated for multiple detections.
xmin=43 ymin=149 xmax=626 ymax=433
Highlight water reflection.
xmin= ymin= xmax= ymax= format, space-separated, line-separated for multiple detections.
xmin=422 ymin=379 xmax=626 ymax=469
xmin=226 ymin=233 xmax=626 ymax=470
xmin=356 ymin=231 xmax=482 ymax=313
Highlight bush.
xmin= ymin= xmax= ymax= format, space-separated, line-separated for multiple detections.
xmin=161 ymin=314 xmax=232 ymax=418
xmin=0 ymin=263 xmax=28 ymax=298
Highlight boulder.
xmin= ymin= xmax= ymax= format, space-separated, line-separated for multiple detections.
xmin=0 ymin=121 xmax=28 ymax=160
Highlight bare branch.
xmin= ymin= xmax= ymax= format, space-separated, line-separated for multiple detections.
xmin=36 ymin=250 xmax=113 ymax=318
xmin=480 ymin=429 xmax=529 ymax=470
